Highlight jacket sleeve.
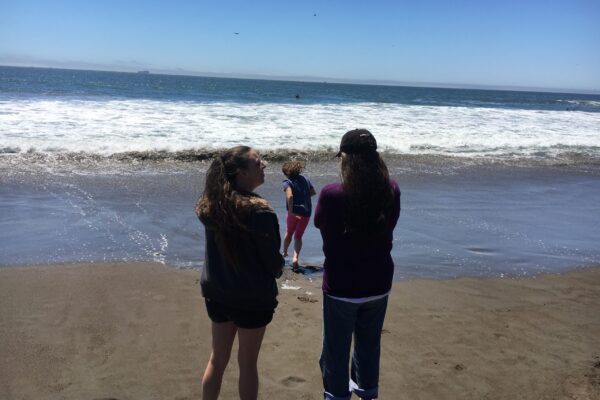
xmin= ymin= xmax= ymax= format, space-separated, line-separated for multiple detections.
xmin=252 ymin=212 xmax=284 ymax=278
xmin=390 ymin=181 xmax=401 ymax=230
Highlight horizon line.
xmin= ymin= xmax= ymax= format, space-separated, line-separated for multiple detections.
xmin=1 ymin=62 xmax=599 ymax=96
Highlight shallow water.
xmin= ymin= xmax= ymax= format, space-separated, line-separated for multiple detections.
xmin=1 ymin=160 xmax=599 ymax=280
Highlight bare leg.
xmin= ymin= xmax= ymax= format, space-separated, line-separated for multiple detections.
xmin=283 ymin=232 xmax=292 ymax=257
xmin=237 ymin=326 xmax=267 ymax=400
xmin=292 ymin=237 xmax=303 ymax=266
xmin=202 ymin=321 xmax=237 ymax=400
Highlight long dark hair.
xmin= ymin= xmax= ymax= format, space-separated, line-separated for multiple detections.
xmin=341 ymin=151 xmax=394 ymax=236
xmin=195 ymin=146 xmax=267 ymax=268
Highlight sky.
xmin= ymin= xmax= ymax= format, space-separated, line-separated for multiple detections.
xmin=1 ymin=0 xmax=599 ymax=91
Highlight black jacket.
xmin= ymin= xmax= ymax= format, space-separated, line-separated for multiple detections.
xmin=200 ymin=209 xmax=284 ymax=310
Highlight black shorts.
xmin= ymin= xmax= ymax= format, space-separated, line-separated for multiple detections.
xmin=204 ymin=298 xmax=274 ymax=329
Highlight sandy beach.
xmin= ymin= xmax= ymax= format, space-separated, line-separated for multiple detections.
xmin=1 ymin=263 xmax=599 ymax=399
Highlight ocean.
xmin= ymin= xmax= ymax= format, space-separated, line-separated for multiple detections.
xmin=1 ymin=66 xmax=599 ymax=279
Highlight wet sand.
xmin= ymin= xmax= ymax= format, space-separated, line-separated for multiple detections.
xmin=1 ymin=263 xmax=599 ymax=399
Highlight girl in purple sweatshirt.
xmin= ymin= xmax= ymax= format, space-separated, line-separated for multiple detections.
xmin=314 ymin=129 xmax=400 ymax=400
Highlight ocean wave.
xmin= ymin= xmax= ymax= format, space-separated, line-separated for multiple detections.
xmin=0 ymin=146 xmax=21 ymax=153
xmin=1 ymin=98 xmax=599 ymax=160
xmin=558 ymin=99 xmax=600 ymax=106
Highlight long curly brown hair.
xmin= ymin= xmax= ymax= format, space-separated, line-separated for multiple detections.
xmin=340 ymin=151 xmax=394 ymax=237
xmin=195 ymin=146 xmax=271 ymax=268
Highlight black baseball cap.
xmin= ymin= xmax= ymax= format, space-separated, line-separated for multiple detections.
xmin=336 ymin=129 xmax=377 ymax=157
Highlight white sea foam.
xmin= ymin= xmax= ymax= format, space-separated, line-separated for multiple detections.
xmin=1 ymin=98 xmax=599 ymax=158
xmin=281 ymin=281 xmax=301 ymax=290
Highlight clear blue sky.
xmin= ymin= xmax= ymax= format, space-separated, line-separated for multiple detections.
xmin=1 ymin=0 xmax=599 ymax=91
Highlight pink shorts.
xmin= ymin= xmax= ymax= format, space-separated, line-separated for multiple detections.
xmin=286 ymin=213 xmax=310 ymax=240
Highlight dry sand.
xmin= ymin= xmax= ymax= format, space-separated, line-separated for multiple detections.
xmin=1 ymin=263 xmax=599 ymax=400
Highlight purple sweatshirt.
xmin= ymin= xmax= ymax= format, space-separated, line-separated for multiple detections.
xmin=314 ymin=181 xmax=401 ymax=298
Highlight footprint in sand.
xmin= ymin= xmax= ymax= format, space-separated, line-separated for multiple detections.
xmin=281 ymin=376 xmax=306 ymax=387
xmin=292 ymin=307 xmax=304 ymax=317
xmin=297 ymin=296 xmax=318 ymax=303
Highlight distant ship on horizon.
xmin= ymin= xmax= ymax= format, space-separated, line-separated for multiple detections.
xmin=137 ymin=70 xmax=150 ymax=75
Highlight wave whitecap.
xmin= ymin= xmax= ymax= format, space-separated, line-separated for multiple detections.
xmin=1 ymin=98 xmax=599 ymax=160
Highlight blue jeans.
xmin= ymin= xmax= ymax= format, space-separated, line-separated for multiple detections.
xmin=319 ymin=294 xmax=389 ymax=400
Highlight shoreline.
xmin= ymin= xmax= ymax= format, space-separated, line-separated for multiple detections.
xmin=3 ymin=149 xmax=600 ymax=170
xmin=2 ymin=260 xmax=600 ymax=281
xmin=1 ymin=262 xmax=599 ymax=399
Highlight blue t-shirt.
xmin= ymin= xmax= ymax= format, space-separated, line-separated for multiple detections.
xmin=282 ymin=175 xmax=314 ymax=217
